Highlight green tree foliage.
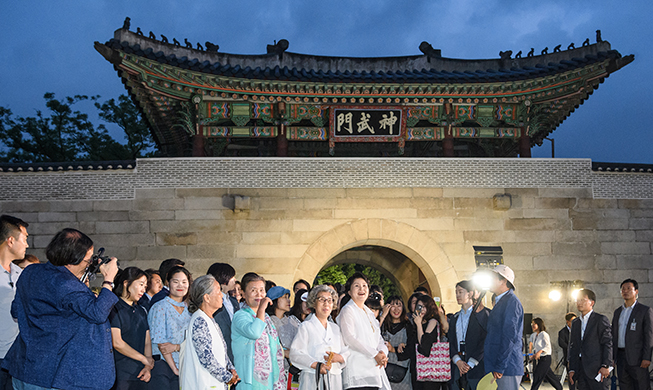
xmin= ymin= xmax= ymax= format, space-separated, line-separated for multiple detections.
xmin=0 ymin=93 xmax=156 ymax=163
xmin=315 ymin=263 xmax=400 ymax=299
xmin=95 ymin=95 xmax=155 ymax=159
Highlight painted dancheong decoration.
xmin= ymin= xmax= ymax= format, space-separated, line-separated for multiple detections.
xmin=95 ymin=18 xmax=633 ymax=158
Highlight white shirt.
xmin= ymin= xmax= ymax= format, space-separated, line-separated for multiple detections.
xmin=529 ymin=331 xmax=552 ymax=356
xmin=581 ymin=310 xmax=593 ymax=340
xmin=618 ymin=301 xmax=636 ymax=348
xmin=222 ymin=292 xmax=235 ymax=320
xmin=336 ymin=300 xmax=391 ymax=390
xmin=0 ymin=262 xmax=22 ymax=358
xmin=290 ymin=315 xmax=350 ymax=390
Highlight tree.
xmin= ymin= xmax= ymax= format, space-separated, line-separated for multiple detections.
xmin=0 ymin=93 xmax=156 ymax=163
xmin=315 ymin=263 xmax=400 ymax=299
xmin=95 ymin=95 xmax=155 ymax=159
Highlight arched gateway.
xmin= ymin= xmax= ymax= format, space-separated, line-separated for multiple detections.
xmin=292 ymin=218 xmax=458 ymax=303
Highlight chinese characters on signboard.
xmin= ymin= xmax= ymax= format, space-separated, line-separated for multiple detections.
xmin=333 ymin=108 xmax=402 ymax=138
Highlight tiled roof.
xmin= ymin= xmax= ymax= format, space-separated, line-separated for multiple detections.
xmin=0 ymin=160 xmax=136 ymax=173
xmin=592 ymin=162 xmax=653 ymax=173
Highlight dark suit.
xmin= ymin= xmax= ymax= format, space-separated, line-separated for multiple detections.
xmin=559 ymin=326 xmax=576 ymax=390
xmin=612 ymin=302 xmax=653 ymax=390
xmin=569 ymin=312 xmax=613 ymax=390
xmin=214 ymin=294 xmax=240 ymax=363
xmin=449 ymin=306 xmax=491 ymax=388
xmin=149 ymin=286 xmax=169 ymax=308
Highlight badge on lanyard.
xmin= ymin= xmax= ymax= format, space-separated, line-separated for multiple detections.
xmin=630 ymin=320 xmax=637 ymax=331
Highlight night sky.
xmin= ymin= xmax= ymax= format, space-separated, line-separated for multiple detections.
xmin=1 ymin=1 xmax=650 ymax=163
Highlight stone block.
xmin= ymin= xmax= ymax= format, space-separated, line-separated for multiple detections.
xmin=505 ymin=218 xmax=570 ymax=231
xmin=129 ymin=210 xmax=175 ymax=221
xmin=135 ymin=188 xmax=176 ymax=199
xmin=136 ymin=245 xmax=187 ymax=261
xmin=367 ymin=219 xmax=382 ymax=239
xmin=505 ymin=188 xmax=539 ymax=197
xmin=412 ymin=188 xmax=444 ymax=198
xmin=283 ymin=209 xmax=334 ymax=220
xmin=553 ymin=231 xmax=597 ymax=243
xmin=601 ymin=242 xmax=650 ymax=255
xmin=619 ymin=200 xmax=653 ymax=209
xmin=346 ymin=188 xmax=412 ymax=198
xmin=522 ymin=209 xmax=569 ymax=219
xmin=196 ymin=231 xmax=242 ymax=245
xmin=231 ymin=189 xmax=289 ymax=198
xmin=442 ymin=188 xmax=504 ymax=198
xmin=410 ymin=197 xmax=454 ymax=210
xmin=462 ymin=230 xmax=510 ymax=243
xmin=241 ymin=232 xmax=282 ymax=245
xmin=336 ymin=198 xmax=412 ymax=209
xmin=571 ymin=217 xmax=629 ymax=231
xmin=424 ymin=230 xmax=464 ymax=243
xmin=258 ymin=198 xmax=304 ymax=210
xmin=416 ymin=209 xmax=456 ymax=218
xmin=596 ymin=230 xmax=636 ymax=242
xmin=156 ymin=233 xmax=197 ymax=246
xmin=288 ymin=188 xmax=347 ymax=198
xmin=636 ymin=231 xmax=653 ymax=242
xmin=502 ymin=255 xmax=534 ymax=270
xmin=293 ymin=219 xmax=343 ymax=232
xmin=32 ymin=235 xmax=53 ymax=249
xmin=176 ymin=188 xmax=229 ymax=198
xmin=576 ymin=199 xmax=619 ymax=209
xmin=453 ymin=198 xmax=493 ymax=209
xmin=3 ymin=213 xmax=38 ymax=223
xmin=236 ymin=244 xmax=308 ymax=259
xmin=350 ymin=219 xmax=370 ymax=242
xmin=595 ymin=255 xmax=617 ymax=269
xmin=303 ymin=198 xmax=338 ymax=209
xmin=134 ymin=198 xmax=184 ymax=211
xmin=77 ymin=211 xmax=130 ymax=221
xmin=630 ymin=219 xmax=653 ymax=230
xmin=183 ymin=197 xmax=229 ymax=210
xmin=535 ymin=198 xmax=575 ymax=209
xmin=533 ymin=255 xmax=596 ymax=270
xmin=90 ymin=234 xmax=156 ymax=248
xmin=0 ymin=201 xmax=50 ymax=212
xmin=107 ymin=247 xmax=137 ymax=262
xmin=335 ymin=209 xmax=417 ymax=219
xmin=150 ymin=220 xmax=236 ymax=233
xmin=79 ymin=222 xmax=96 ymax=234
xmin=602 ymin=270 xmax=649 ymax=283
xmin=187 ymin=245 xmax=236 ymax=259
xmin=95 ymin=221 xmax=150 ymax=235
xmin=503 ymin=242 xmax=551 ymax=256
xmin=493 ymin=194 xmax=512 ymax=211
xmin=538 ymin=188 xmax=592 ymax=198
xmin=93 ymin=200 xmax=134 ymax=211
xmin=49 ymin=201 xmax=94 ymax=212
xmin=552 ymin=242 xmax=601 ymax=256
xmin=455 ymin=218 xmax=504 ymax=231
xmin=30 ymin=222 xmax=80 ymax=235
xmin=616 ymin=255 xmax=653 ymax=269
xmin=399 ymin=218 xmax=454 ymax=231
xmin=237 ymin=220 xmax=293 ymax=232
xmin=175 ymin=210 xmax=225 ymax=220
xmin=631 ymin=210 xmax=653 ymax=218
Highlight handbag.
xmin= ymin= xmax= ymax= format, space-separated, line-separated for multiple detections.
xmin=385 ymin=362 xmax=408 ymax=383
xmin=415 ymin=322 xmax=451 ymax=382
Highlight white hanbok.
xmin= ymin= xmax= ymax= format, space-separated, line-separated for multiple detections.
xmin=336 ymin=300 xmax=391 ymax=390
xmin=290 ymin=315 xmax=350 ymax=390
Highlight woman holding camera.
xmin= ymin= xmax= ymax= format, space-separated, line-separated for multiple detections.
xmin=336 ymin=272 xmax=391 ymax=390
xmin=408 ymin=295 xmax=449 ymax=390
xmin=110 ymin=267 xmax=154 ymax=390
xmin=148 ymin=266 xmax=192 ymax=390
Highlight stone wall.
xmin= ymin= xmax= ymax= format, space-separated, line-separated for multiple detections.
xmin=1 ymin=157 xmax=652 ymax=362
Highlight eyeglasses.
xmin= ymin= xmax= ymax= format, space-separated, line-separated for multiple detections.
xmin=317 ymin=297 xmax=334 ymax=304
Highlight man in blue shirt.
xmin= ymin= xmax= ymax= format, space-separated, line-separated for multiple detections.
xmin=0 ymin=215 xmax=29 ymax=390
xmin=484 ymin=265 xmax=524 ymax=390
xmin=3 ymin=228 xmax=119 ymax=390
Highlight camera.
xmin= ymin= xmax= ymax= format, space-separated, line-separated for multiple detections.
xmin=415 ymin=303 xmax=425 ymax=314
xmin=80 ymin=248 xmax=117 ymax=284
xmin=370 ymin=292 xmax=382 ymax=301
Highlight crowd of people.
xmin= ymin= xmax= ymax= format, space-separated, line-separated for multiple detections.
xmin=0 ymin=214 xmax=652 ymax=390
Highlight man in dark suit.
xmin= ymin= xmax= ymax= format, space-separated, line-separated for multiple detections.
xmin=568 ymin=289 xmax=612 ymax=390
xmin=559 ymin=312 xmax=578 ymax=390
xmin=450 ymin=280 xmax=491 ymax=390
xmin=207 ymin=262 xmax=239 ymax=363
xmin=612 ymin=279 xmax=653 ymax=390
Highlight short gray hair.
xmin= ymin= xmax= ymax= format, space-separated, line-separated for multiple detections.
xmin=306 ymin=284 xmax=339 ymax=309
xmin=188 ymin=275 xmax=217 ymax=313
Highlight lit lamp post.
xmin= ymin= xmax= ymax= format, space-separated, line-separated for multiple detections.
xmin=549 ymin=280 xmax=584 ymax=312
xmin=471 ymin=246 xmax=504 ymax=308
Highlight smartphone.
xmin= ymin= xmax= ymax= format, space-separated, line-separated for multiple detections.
xmin=415 ymin=303 xmax=424 ymax=314
xmin=433 ymin=297 xmax=441 ymax=307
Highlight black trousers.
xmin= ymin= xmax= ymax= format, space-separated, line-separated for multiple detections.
xmin=531 ymin=355 xmax=562 ymax=390
xmin=149 ymin=359 xmax=178 ymax=390
xmin=617 ymin=349 xmax=651 ymax=390
xmin=574 ymin=365 xmax=609 ymax=390
xmin=112 ymin=379 xmax=149 ymax=390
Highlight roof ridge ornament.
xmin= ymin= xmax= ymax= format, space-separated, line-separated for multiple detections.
xmin=419 ymin=42 xmax=441 ymax=62
xmin=267 ymin=39 xmax=289 ymax=59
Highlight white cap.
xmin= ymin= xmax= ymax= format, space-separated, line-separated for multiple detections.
xmin=493 ymin=265 xmax=515 ymax=289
